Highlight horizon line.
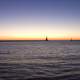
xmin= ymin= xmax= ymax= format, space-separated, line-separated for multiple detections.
xmin=0 ymin=39 xmax=80 ymax=41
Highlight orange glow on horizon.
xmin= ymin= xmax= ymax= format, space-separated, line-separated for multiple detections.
xmin=0 ymin=36 xmax=80 ymax=40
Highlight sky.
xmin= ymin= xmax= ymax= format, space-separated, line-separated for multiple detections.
xmin=0 ymin=0 xmax=80 ymax=40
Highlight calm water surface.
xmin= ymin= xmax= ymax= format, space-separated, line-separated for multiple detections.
xmin=0 ymin=41 xmax=80 ymax=80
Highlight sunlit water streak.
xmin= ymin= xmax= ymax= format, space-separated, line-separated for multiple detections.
xmin=0 ymin=41 xmax=80 ymax=80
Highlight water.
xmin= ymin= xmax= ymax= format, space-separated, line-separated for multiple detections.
xmin=0 ymin=41 xmax=80 ymax=80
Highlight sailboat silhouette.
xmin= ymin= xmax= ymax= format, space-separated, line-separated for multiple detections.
xmin=45 ymin=36 xmax=48 ymax=41
xmin=70 ymin=38 xmax=72 ymax=42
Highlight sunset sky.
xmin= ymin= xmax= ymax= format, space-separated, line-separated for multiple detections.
xmin=0 ymin=0 xmax=80 ymax=40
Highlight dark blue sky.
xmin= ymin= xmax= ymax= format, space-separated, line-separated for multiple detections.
xmin=0 ymin=0 xmax=80 ymax=40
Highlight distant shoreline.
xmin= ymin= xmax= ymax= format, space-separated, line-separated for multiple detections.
xmin=0 ymin=40 xmax=80 ymax=42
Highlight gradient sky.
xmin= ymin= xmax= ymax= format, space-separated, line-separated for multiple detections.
xmin=0 ymin=0 xmax=80 ymax=40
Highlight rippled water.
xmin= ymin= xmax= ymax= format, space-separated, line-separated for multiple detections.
xmin=0 ymin=41 xmax=80 ymax=80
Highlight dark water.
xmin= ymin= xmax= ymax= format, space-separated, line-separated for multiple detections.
xmin=0 ymin=41 xmax=80 ymax=80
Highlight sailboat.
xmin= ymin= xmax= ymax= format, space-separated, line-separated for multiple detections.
xmin=45 ymin=36 xmax=48 ymax=41
xmin=70 ymin=38 xmax=72 ymax=42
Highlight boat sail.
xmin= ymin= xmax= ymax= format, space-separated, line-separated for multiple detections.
xmin=45 ymin=36 xmax=48 ymax=41
xmin=70 ymin=38 xmax=72 ymax=42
